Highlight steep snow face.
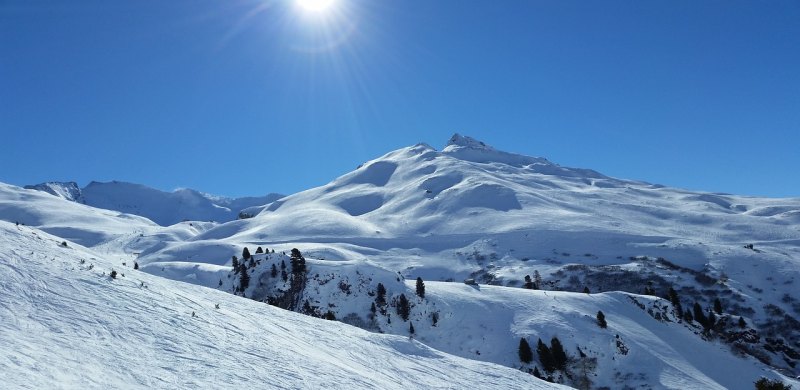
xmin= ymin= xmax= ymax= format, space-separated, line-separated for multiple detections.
xmin=0 ymin=221 xmax=563 ymax=389
xmin=24 ymin=181 xmax=84 ymax=202
xmin=79 ymin=181 xmax=283 ymax=226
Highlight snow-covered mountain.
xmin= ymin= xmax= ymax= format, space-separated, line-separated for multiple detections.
xmin=25 ymin=180 xmax=284 ymax=226
xmin=2 ymin=134 xmax=799 ymax=389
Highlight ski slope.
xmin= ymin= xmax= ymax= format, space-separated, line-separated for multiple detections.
xmin=0 ymin=221 xmax=562 ymax=389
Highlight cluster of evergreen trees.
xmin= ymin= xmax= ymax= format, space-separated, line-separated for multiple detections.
xmin=518 ymin=336 xmax=569 ymax=377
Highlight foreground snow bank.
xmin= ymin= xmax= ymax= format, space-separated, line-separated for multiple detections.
xmin=0 ymin=222 xmax=561 ymax=389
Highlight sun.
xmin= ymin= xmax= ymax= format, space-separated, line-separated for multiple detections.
xmin=296 ymin=0 xmax=336 ymax=13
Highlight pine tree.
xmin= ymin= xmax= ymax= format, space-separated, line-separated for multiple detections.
xmin=271 ymin=264 xmax=278 ymax=277
xmin=537 ymin=338 xmax=555 ymax=373
xmin=409 ymin=321 xmax=415 ymax=335
xmin=242 ymin=247 xmax=251 ymax=260
xmin=583 ymin=286 xmax=590 ymax=294
xmin=693 ymin=302 xmax=707 ymax=327
xmin=231 ymin=256 xmax=239 ymax=272
xmin=256 ymin=246 xmax=264 ymax=254
xmin=518 ymin=338 xmax=533 ymax=363
xmin=596 ymin=310 xmax=607 ymax=328
xmin=533 ymin=270 xmax=542 ymax=290
xmin=290 ymin=248 xmax=306 ymax=274
xmin=532 ymin=367 xmax=543 ymax=379
xmin=738 ymin=316 xmax=747 ymax=328
xmin=668 ymin=287 xmax=683 ymax=318
xmin=714 ymin=298 xmax=723 ymax=314
xmin=240 ymin=267 xmax=250 ymax=292
xmin=397 ymin=293 xmax=410 ymax=321
xmin=280 ymin=259 xmax=286 ymax=270
xmin=133 ymin=262 xmax=139 ymax=270
xmin=523 ymin=275 xmax=534 ymax=289
xmin=324 ymin=311 xmax=336 ymax=321
xmin=416 ymin=277 xmax=425 ymax=298
xmin=550 ymin=336 xmax=568 ymax=371
xmin=376 ymin=283 xmax=387 ymax=306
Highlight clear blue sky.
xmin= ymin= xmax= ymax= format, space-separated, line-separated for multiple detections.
xmin=1 ymin=0 xmax=798 ymax=197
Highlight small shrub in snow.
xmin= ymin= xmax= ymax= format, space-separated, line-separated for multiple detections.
xmin=596 ymin=311 xmax=607 ymax=328
xmin=110 ymin=270 xmax=117 ymax=279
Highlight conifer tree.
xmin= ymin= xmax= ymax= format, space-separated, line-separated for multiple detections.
xmin=596 ymin=310 xmax=607 ymax=328
xmin=397 ymin=293 xmax=410 ymax=321
xmin=583 ymin=286 xmax=590 ymax=294
xmin=518 ymin=338 xmax=533 ymax=363
xmin=537 ymin=338 xmax=555 ymax=373
xmin=375 ymin=283 xmax=387 ymax=306
xmin=134 ymin=262 xmax=139 ymax=270
xmin=271 ymin=264 xmax=278 ymax=277
xmin=532 ymin=367 xmax=543 ymax=379
xmin=533 ymin=270 xmax=542 ymax=290
xmin=523 ymin=275 xmax=534 ymax=289
xmin=693 ymin=302 xmax=707 ymax=327
xmin=290 ymin=248 xmax=306 ymax=274
xmin=738 ymin=316 xmax=747 ymax=328
xmin=668 ymin=287 xmax=683 ymax=319
xmin=256 ymin=246 xmax=263 ymax=254
xmin=242 ymin=247 xmax=251 ymax=260
xmin=231 ymin=256 xmax=239 ymax=272
xmin=409 ymin=321 xmax=415 ymax=335
xmin=416 ymin=277 xmax=425 ymax=298
xmin=550 ymin=336 xmax=568 ymax=371
xmin=714 ymin=298 xmax=723 ymax=314
xmin=240 ymin=267 xmax=250 ymax=292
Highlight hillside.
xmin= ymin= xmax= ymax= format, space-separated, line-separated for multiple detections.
xmin=0 ymin=221 xmax=560 ymax=389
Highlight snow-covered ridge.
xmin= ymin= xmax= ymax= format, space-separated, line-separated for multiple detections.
xmin=24 ymin=180 xmax=284 ymax=226
xmin=442 ymin=133 xmax=607 ymax=178
xmin=24 ymin=181 xmax=84 ymax=202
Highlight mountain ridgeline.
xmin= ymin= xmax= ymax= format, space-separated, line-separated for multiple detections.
xmin=25 ymin=180 xmax=284 ymax=226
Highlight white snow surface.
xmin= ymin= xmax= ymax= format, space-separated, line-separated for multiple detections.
xmin=0 ymin=221 xmax=562 ymax=389
xmin=2 ymin=134 xmax=800 ymax=389
xmin=24 ymin=180 xmax=284 ymax=226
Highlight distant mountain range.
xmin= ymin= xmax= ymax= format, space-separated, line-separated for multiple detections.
xmin=25 ymin=180 xmax=283 ymax=226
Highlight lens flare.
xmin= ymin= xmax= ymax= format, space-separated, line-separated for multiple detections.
xmin=297 ymin=0 xmax=336 ymax=13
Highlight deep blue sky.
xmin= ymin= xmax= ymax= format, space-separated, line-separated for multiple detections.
xmin=1 ymin=1 xmax=798 ymax=198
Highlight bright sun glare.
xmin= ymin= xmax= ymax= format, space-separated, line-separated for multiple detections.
xmin=296 ymin=0 xmax=336 ymax=13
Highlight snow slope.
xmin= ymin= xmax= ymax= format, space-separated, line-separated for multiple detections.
xmin=25 ymin=180 xmax=284 ymax=226
xmin=0 ymin=221 xmax=562 ymax=389
xmin=197 ymin=249 xmax=798 ymax=389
